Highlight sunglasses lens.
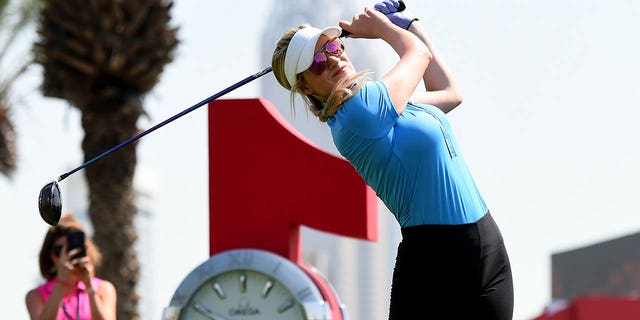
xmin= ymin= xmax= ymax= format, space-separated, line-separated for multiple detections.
xmin=309 ymin=54 xmax=327 ymax=75
xmin=53 ymin=245 xmax=63 ymax=257
xmin=325 ymin=40 xmax=343 ymax=55
xmin=308 ymin=39 xmax=344 ymax=75
xmin=38 ymin=181 xmax=62 ymax=226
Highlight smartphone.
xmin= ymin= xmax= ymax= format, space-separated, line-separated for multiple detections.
xmin=66 ymin=229 xmax=87 ymax=259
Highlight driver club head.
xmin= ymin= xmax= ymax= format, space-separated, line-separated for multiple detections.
xmin=38 ymin=181 xmax=62 ymax=226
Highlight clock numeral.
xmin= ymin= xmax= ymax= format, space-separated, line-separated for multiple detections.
xmin=261 ymin=280 xmax=274 ymax=298
xmin=296 ymin=287 xmax=313 ymax=301
xmin=227 ymin=251 xmax=254 ymax=268
xmin=211 ymin=282 xmax=225 ymax=299
xmin=277 ymin=298 xmax=295 ymax=313
xmin=239 ymin=273 xmax=247 ymax=293
xmin=271 ymin=261 xmax=282 ymax=274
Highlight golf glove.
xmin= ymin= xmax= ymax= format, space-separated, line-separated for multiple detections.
xmin=374 ymin=0 xmax=418 ymax=30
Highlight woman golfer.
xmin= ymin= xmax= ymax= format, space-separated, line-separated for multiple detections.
xmin=271 ymin=1 xmax=514 ymax=319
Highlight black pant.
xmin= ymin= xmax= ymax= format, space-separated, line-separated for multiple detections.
xmin=388 ymin=212 xmax=513 ymax=320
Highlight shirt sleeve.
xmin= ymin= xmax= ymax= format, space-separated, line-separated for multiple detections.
xmin=339 ymin=81 xmax=399 ymax=139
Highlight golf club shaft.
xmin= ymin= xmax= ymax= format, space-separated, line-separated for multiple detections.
xmin=57 ymin=66 xmax=273 ymax=182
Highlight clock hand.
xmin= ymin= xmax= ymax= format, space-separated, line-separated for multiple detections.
xmin=192 ymin=303 xmax=231 ymax=320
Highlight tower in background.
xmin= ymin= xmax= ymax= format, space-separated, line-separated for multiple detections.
xmin=260 ymin=1 xmax=402 ymax=319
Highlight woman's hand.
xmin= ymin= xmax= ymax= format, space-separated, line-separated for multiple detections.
xmin=339 ymin=7 xmax=399 ymax=39
xmin=73 ymin=256 xmax=94 ymax=287
xmin=374 ymin=0 xmax=417 ymax=30
xmin=56 ymin=244 xmax=75 ymax=286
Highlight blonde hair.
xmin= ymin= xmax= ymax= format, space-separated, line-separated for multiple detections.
xmin=272 ymin=25 xmax=370 ymax=122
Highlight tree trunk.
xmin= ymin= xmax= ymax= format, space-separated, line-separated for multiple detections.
xmin=82 ymin=101 xmax=141 ymax=320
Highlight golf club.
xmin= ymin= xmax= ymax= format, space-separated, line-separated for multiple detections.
xmin=38 ymin=66 xmax=272 ymax=226
xmin=37 ymin=0 xmax=408 ymax=226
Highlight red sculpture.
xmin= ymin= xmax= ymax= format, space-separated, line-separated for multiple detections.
xmin=208 ymin=98 xmax=379 ymax=320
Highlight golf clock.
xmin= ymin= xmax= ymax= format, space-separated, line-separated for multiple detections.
xmin=162 ymin=248 xmax=344 ymax=320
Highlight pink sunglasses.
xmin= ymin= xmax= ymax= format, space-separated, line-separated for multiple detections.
xmin=308 ymin=38 xmax=345 ymax=75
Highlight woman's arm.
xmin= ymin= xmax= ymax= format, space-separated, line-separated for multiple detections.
xmin=340 ymin=8 xmax=432 ymax=114
xmin=26 ymin=284 xmax=66 ymax=320
xmin=86 ymin=280 xmax=117 ymax=320
xmin=25 ymin=289 xmax=45 ymax=319
xmin=407 ymin=21 xmax=463 ymax=113
xmin=78 ymin=259 xmax=117 ymax=320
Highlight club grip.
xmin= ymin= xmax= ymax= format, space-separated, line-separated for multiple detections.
xmin=340 ymin=0 xmax=407 ymax=38
xmin=397 ymin=1 xmax=407 ymax=11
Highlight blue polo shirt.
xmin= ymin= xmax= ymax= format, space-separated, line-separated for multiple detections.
xmin=327 ymin=81 xmax=487 ymax=226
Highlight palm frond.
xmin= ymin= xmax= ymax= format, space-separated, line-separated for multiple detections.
xmin=0 ymin=0 xmax=41 ymax=178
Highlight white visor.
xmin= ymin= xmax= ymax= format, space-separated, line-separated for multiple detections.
xmin=283 ymin=26 xmax=341 ymax=88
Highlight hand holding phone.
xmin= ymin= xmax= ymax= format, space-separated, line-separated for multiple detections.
xmin=66 ymin=229 xmax=87 ymax=260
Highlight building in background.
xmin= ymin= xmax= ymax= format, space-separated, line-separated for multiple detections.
xmin=552 ymin=231 xmax=640 ymax=302
xmin=534 ymin=231 xmax=640 ymax=319
xmin=260 ymin=1 xmax=401 ymax=319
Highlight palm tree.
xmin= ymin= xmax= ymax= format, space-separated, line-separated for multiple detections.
xmin=0 ymin=103 xmax=16 ymax=176
xmin=33 ymin=1 xmax=179 ymax=318
xmin=0 ymin=0 xmax=41 ymax=177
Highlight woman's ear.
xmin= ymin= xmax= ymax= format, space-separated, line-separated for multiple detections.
xmin=299 ymin=82 xmax=313 ymax=95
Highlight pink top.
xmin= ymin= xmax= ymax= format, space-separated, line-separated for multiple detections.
xmin=36 ymin=278 xmax=102 ymax=320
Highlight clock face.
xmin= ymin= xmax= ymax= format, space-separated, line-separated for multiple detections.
xmin=163 ymin=249 xmax=333 ymax=320
xmin=180 ymin=269 xmax=306 ymax=320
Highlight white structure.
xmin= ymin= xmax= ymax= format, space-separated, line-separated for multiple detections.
xmin=260 ymin=2 xmax=402 ymax=319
